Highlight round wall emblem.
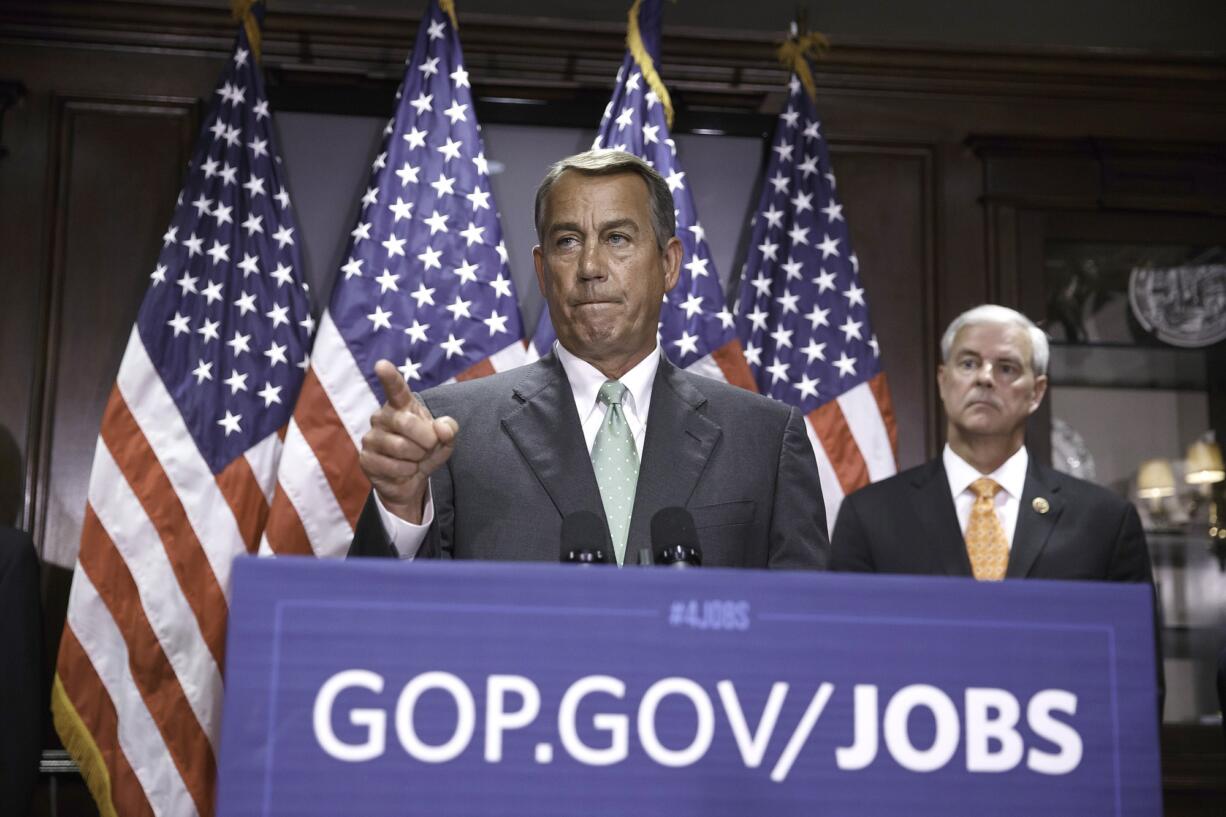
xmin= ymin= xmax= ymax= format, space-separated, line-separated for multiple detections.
xmin=1129 ymin=264 xmax=1226 ymax=347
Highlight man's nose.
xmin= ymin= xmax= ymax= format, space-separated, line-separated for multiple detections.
xmin=974 ymin=361 xmax=994 ymax=385
xmin=578 ymin=242 xmax=605 ymax=280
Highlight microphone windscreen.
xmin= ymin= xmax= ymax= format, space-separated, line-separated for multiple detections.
xmin=560 ymin=510 xmax=610 ymax=563
xmin=650 ymin=506 xmax=699 ymax=549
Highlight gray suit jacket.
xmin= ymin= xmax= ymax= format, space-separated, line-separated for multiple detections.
xmin=350 ymin=353 xmax=828 ymax=568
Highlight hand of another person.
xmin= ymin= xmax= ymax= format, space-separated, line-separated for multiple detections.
xmin=359 ymin=360 xmax=459 ymax=524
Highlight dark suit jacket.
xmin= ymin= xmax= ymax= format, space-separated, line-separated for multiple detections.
xmin=830 ymin=455 xmax=1152 ymax=583
xmin=351 ymin=353 xmax=828 ymax=568
xmin=0 ymin=528 xmax=44 ymax=817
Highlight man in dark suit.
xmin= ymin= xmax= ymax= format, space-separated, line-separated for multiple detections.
xmin=0 ymin=527 xmax=44 ymax=815
xmin=350 ymin=149 xmax=827 ymax=568
xmin=831 ymin=305 xmax=1152 ymax=584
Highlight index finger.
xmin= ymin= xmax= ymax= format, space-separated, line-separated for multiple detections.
xmin=374 ymin=359 xmax=414 ymax=410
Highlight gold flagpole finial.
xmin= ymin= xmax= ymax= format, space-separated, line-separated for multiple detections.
xmin=439 ymin=0 xmax=459 ymax=30
xmin=776 ymin=17 xmax=829 ymax=104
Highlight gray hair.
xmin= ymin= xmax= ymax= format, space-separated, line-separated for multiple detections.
xmin=940 ymin=304 xmax=1050 ymax=377
xmin=534 ymin=149 xmax=675 ymax=249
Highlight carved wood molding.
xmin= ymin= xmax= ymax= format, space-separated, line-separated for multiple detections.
xmin=3 ymin=1 xmax=1224 ymax=117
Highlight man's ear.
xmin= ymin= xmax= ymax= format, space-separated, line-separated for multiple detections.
xmin=1029 ymin=374 xmax=1049 ymax=415
xmin=662 ymin=236 xmax=682 ymax=293
xmin=532 ymin=245 xmax=546 ymax=297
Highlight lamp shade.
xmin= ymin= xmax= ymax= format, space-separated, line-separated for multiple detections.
xmin=1185 ymin=440 xmax=1225 ymax=485
xmin=1136 ymin=458 xmax=1176 ymax=498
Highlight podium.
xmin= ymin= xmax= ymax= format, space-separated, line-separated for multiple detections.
xmin=217 ymin=557 xmax=1160 ymax=816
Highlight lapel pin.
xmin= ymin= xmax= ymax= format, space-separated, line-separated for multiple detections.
xmin=1032 ymin=497 xmax=1050 ymax=514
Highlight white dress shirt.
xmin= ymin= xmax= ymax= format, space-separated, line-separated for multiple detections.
xmin=942 ymin=443 xmax=1029 ymax=548
xmin=376 ymin=343 xmax=662 ymax=559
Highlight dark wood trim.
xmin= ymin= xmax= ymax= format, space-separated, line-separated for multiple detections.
xmin=25 ymin=94 xmax=197 ymax=551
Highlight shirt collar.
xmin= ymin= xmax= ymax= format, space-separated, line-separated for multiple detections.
xmin=943 ymin=443 xmax=1030 ymax=501
xmin=554 ymin=341 xmax=660 ymax=420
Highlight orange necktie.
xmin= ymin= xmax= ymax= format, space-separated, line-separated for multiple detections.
xmin=965 ymin=477 xmax=1008 ymax=581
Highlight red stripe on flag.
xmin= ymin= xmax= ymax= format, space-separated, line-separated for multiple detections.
xmin=710 ymin=339 xmax=758 ymax=392
xmin=292 ymin=370 xmax=369 ymax=526
xmin=98 ymin=389 xmax=228 ymax=667
xmin=264 ymin=483 xmax=318 ymax=556
xmin=216 ymin=454 xmax=269 ymax=554
xmin=57 ymin=631 xmax=156 ymax=817
xmin=868 ymin=372 xmax=899 ymax=464
xmin=456 ymin=356 xmax=495 ymax=381
xmin=807 ymin=399 xmax=871 ymax=495
xmin=77 ymin=506 xmax=217 ymax=817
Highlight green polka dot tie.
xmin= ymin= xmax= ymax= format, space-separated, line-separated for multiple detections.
xmin=591 ymin=380 xmax=639 ymax=566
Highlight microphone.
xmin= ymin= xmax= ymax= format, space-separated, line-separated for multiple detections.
xmin=650 ymin=506 xmax=702 ymax=568
xmin=559 ymin=510 xmax=611 ymax=565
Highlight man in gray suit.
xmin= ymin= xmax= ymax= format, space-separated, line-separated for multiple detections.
xmin=349 ymin=149 xmax=827 ymax=568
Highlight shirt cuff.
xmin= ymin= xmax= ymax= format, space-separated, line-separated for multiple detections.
xmin=373 ymin=486 xmax=434 ymax=560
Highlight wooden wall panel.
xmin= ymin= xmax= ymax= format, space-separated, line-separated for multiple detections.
xmin=830 ymin=143 xmax=936 ymax=468
xmin=33 ymin=97 xmax=195 ymax=567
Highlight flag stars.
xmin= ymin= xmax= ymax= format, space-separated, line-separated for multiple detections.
xmin=252 ymin=99 xmax=269 ymax=120
xmin=247 ymin=138 xmax=268 ymax=158
xmin=411 ymin=283 xmax=435 ymax=307
xmin=821 ymin=201 xmax=844 ymax=222
xmin=382 ymin=234 xmax=410 ymax=260
xmin=615 ymin=107 xmax=635 ymax=129
xmin=768 ymin=172 xmax=790 ymax=194
xmin=445 ymin=295 xmax=472 ymax=320
xmin=367 ymin=305 xmax=393 ymax=331
xmin=206 ymin=240 xmax=230 ymax=265
xmin=217 ymin=410 xmax=242 ymax=436
xmin=418 ymin=56 xmax=440 ymax=77
xmin=716 ymin=307 xmax=735 ymax=329
xmin=388 ymin=197 xmax=414 ymax=222
xmin=459 ymin=222 xmax=485 ymax=246
xmin=813 ymin=268 xmax=837 ymax=292
xmin=472 ymin=152 xmax=490 ymax=176
xmin=264 ymin=341 xmax=288 ymax=368
xmin=776 ymin=289 xmax=800 ymax=314
xmin=763 ymin=205 xmax=784 ymax=229
xmin=843 ymin=283 xmax=866 ymax=308
xmin=780 ymin=105 xmax=800 ymax=128
xmin=450 ymin=65 xmax=470 ymax=87
xmin=817 ymin=233 xmax=841 ymax=259
xmin=770 ymin=326 xmax=794 ymax=349
xmin=235 ymin=291 xmax=258 ymax=315
xmin=839 ymin=316 xmax=863 ymax=341
xmin=801 ymin=339 xmax=827 ymax=363
xmin=793 ymin=374 xmax=820 ymax=400
xmin=443 ymin=102 xmax=468 ymax=124
xmin=177 ymin=272 xmax=199 ymax=295
xmin=679 ymin=294 xmax=705 ymax=318
xmin=403 ymin=127 xmax=427 ymax=149
xmin=642 ymin=123 xmax=659 ymax=145
xmin=162 ymin=226 xmax=178 ymax=246
xmin=150 ymin=264 xmax=168 ymax=284
xmin=805 ymin=304 xmax=831 ymax=329
xmin=409 ymin=92 xmax=433 ymax=114
xmin=803 ymin=120 xmax=821 ymax=140
xmin=430 ymin=173 xmax=456 ymax=197
xmin=351 ymin=222 xmax=372 ymax=243
xmin=399 ymin=357 xmax=422 ymax=381
xmin=266 ymin=303 xmax=290 ymax=328
xmin=342 ymin=257 xmax=364 ymax=279
xmin=765 ymin=357 xmax=791 ymax=384
xmin=834 ymin=352 xmax=858 ymax=377
xmin=395 ymin=162 xmax=419 ymax=187
xmin=743 ymin=342 xmax=762 ymax=367
xmin=483 ymin=311 xmax=509 ymax=335
xmin=258 ymin=382 xmax=282 ymax=407
xmin=684 ymin=256 xmax=709 ymax=278
xmin=192 ymin=195 xmax=213 ymax=217
xmin=227 ymin=331 xmax=251 ymax=356
xmin=375 ymin=269 xmax=400 ymax=293
xmin=274 ymin=188 xmax=291 ymax=209
xmin=781 ymin=256 xmax=804 ymax=281
xmin=242 ymin=175 xmax=266 ymax=198
xmin=224 ymin=370 xmax=248 ymax=394
xmin=798 ymin=155 xmax=819 ymax=178
xmin=791 ymin=191 xmax=814 ymax=213
xmin=452 ymin=259 xmax=480 ymax=284
xmin=271 ymin=263 xmax=295 ymax=287
xmin=419 ymin=246 xmax=443 ymax=270
xmin=673 ymin=331 xmax=699 ymax=357
xmin=437 ymin=137 xmax=463 ymax=161
xmin=440 ymin=333 xmax=466 ymax=358
xmin=192 ymin=360 xmax=213 ymax=384
xmin=772 ymin=141 xmax=795 ymax=163
xmin=749 ymin=273 xmax=773 ymax=298
xmin=746 ymin=306 xmax=769 ymax=332
xmin=201 ymin=280 xmax=224 ymax=304
xmin=427 ymin=19 xmax=446 ymax=39
xmin=466 ymin=186 xmax=491 ymax=211
xmin=488 ymin=273 xmax=513 ymax=298
xmin=788 ymin=224 xmax=810 ymax=246
xmin=242 ymin=213 xmax=263 ymax=236
xmin=167 ymin=312 xmax=191 ymax=336
xmin=757 ymin=240 xmax=779 ymax=262
xmin=272 ymin=225 xmax=295 ymax=249
xmin=423 ymin=210 xmax=450 ymax=234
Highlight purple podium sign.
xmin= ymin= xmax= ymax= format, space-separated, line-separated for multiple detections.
xmin=217 ymin=558 xmax=1160 ymax=816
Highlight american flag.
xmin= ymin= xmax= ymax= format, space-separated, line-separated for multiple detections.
xmin=734 ymin=64 xmax=898 ymax=529
xmin=261 ymin=0 xmax=525 ymax=557
xmin=529 ymin=0 xmax=755 ymax=390
xmin=51 ymin=15 xmax=312 ymax=817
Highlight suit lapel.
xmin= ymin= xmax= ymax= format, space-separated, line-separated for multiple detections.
xmin=1007 ymin=460 xmax=1064 ymax=578
xmin=909 ymin=460 xmax=973 ymax=576
xmin=627 ymin=361 xmax=721 ymax=561
xmin=500 ymin=355 xmax=606 ymax=524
